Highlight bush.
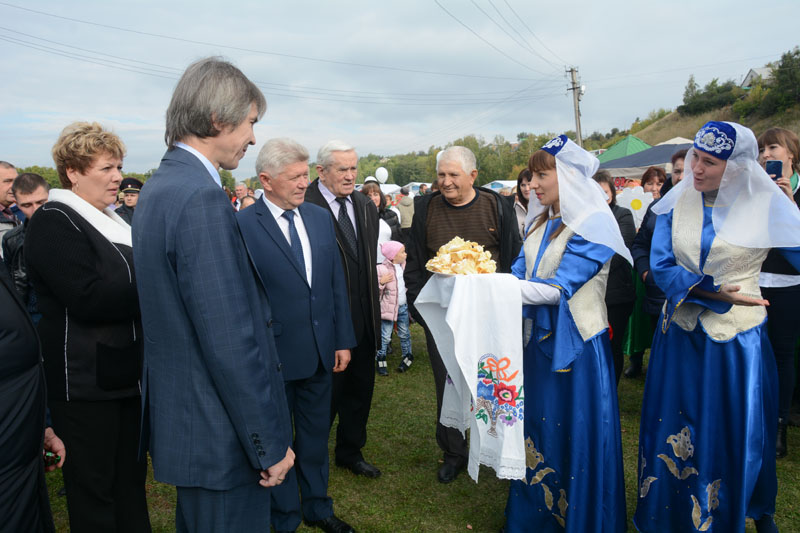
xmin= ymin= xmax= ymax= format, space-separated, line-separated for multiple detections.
xmin=678 ymin=78 xmax=743 ymax=116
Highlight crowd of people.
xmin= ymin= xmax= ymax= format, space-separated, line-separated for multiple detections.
xmin=1 ymin=55 xmax=800 ymax=533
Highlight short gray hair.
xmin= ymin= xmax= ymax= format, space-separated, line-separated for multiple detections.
xmin=165 ymin=57 xmax=266 ymax=148
xmin=235 ymin=182 xmax=247 ymax=188
xmin=437 ymin=146 xmax=477 ymax=174
xmin=0 ymin=161 xmax=15 ymax=170
xmin=316 ymin=140 xmax=356 ymax=168
xmin=256 ymin=138 xmax=309 ymax=176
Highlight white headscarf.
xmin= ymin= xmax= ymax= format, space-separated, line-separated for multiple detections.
xmin=525 ymin=135 xmax=633 ymax=264
xmin=653 ymin=121 xmax=800 ymax=249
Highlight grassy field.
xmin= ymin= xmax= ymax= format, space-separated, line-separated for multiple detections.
xmin=47 ymin=324 xmax=800 ymax=532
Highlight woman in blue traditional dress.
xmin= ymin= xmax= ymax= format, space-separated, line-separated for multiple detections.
xmin=504 ymin=135 xmax=630 ymax=532
xmin=634 ymin=121 xmax=800 ymax=532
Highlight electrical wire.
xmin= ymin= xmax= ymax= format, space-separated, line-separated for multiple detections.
xmin=432 ymin=0 xmax=556 ymax=77
xmin=0 ymin=1 xmax=547 ymax=82
xmin=501 ymin=0 xmax=570 ymax=66
xmin=471 ymin=0 xmax=561 ymax=73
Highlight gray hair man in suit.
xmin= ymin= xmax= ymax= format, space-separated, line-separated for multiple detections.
xmin=132 ymin=57 xmax=294 ymax=532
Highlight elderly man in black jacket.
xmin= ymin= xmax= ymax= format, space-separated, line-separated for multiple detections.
xmin=305 ymin=140 xmax=383 ymax=481
xmin=405 ymin=146 xmax=521 ymax=483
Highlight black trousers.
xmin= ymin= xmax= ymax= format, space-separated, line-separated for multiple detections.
xmin=762 ymin=285 xmax=800 ymax=420
xmin=607 ymin=300 xmax=634 ymax=384
xmin=423 ymin=323 xmax=468 ymax=466
xmin=49 ymin=397 xmax=150 ymax=533
xmin=331 ymin=333 xmax=376 ymax=464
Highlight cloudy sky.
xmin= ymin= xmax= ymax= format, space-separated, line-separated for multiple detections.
xmin=1 ymin=0 xmax=797 ymax=178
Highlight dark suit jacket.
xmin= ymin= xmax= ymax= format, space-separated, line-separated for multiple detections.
xmin=236 ymin=199 xmax=356 ymax=381
xmin=304 ymin=179 xmax=380 ymax=347
xmin=132 ymin=147 xmax=291 ymax=490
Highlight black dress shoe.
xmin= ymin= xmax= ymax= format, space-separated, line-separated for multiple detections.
xmin=437 ymin=461 xmax=465 ymax=483
xmin=305 ymin=515 xmax=356 ymax=533
xmin=335 ymin=458 xmax=381 ymax=478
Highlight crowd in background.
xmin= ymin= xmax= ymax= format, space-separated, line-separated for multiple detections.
xmin=2 ymin=55 xmax=800 ymax=533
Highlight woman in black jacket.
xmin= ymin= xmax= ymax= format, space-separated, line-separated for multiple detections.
xmin=25 ymin=122 xmax=150 ymax=532
xmin=758 ymin=127 xmax=800 ymax=458
xmin=593 ymin=170 xmax=635 ymax=383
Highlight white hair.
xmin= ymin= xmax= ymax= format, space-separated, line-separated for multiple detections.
xmin=437 ymin=146 xmax=477 ymax=174
xmin=235 ymin=182 xmax=247 ymax=188
xmin=255 ymin=137 xmax=309 ymax=176
xmin=316 ymin=140 xmax=356 ymax=168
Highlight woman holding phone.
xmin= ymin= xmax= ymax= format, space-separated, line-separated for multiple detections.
xmin=758 ymin=127 xmax=800 ymax=459
xmin=635 ymin=122 xmax=800 ymax=532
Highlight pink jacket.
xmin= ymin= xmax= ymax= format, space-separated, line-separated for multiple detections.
xmin=377 ymin=259 xmax=400 ymax=321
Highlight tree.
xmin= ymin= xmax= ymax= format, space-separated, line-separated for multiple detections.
xmin=683 ymin=74 xmax=699 ymax=103
xmin=19 ymin=165 xmax=60 ymax=189
xmin=219 ymin=169 xmax=235 ymax=190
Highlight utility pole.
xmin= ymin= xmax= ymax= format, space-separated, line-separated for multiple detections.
xmin=567 ymin=67 xmax=583 ymax=147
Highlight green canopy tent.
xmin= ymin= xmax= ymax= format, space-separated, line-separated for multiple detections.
xmin=596 ymin=135 xmax=651 ymax=163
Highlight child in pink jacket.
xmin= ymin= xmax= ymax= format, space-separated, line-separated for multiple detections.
xmin=376 ymin=241 xmax=413 ymax=376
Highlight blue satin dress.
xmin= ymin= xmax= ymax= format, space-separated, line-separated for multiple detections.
xmin=505 ymin=218 xmax=627 ymax=532
xmin=634 ymin=204 xmax=800 ymax=531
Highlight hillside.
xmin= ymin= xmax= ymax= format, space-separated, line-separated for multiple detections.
xmin=633 ymin=104 xmax=800 ymax=145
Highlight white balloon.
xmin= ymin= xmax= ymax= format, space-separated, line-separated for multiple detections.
xmin=375 ymin=167 xmax=389 ymax=183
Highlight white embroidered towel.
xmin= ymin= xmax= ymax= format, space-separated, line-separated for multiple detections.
xmin=415 ymin=273 xmax=525 ymax=481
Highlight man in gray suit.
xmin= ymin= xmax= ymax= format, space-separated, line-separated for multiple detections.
xmin=133 ymin=57 xmax=294 ymax=532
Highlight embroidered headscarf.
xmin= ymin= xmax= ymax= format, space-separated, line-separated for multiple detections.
xmin=525 ymin=135 xmax=633 ymax=264
xmin=653 ymin=121 xmax=800 ymax=248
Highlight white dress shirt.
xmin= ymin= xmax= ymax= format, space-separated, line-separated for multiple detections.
xmin=262 ymin=195 xmax=313 ymax=285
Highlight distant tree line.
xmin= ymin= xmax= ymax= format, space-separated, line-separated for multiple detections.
xmin=679 ymin=47 xmax=800 ymax=119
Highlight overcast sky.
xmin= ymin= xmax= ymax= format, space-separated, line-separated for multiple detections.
xmin=1 ymin=0 xmax=797 ymax=178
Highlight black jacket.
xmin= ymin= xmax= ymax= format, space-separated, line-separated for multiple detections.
xmin=25 ymin=202 xmax=142 ymax=401
xmin=380 ymin=208 xmax=402 ymax=242
xmin=631 ymin=199 xmax=665 ymax=315
xmin=114 ymin=204 xmax=135 ymax=225
xmin=304 ymin=180 xmax=381 ymax=347
xmin=0 ymin=261 xmax=54 ymax=532
xmin=405 ymin=188 xmax=522 ymax=321
xmin=2 ymin=222 xmax=27 ymax=300
xmin=605 ymin=204 xmax=636 ymax=306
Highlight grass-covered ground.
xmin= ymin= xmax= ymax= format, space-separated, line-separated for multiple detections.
xmin=47 ymin=323 xmax=800 ymax=531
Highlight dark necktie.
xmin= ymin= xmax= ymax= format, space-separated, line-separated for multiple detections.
xmin=335 ymin=197 xmax=358 ymax=256
xmin=281 ymin=210 xmax=306 ymax=277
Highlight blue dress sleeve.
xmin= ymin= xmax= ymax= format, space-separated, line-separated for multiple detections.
xmin=650 ymin=210 xmax=730 ymax=330
xmin=778 ymin=247 xmax=800 ymax=270
xmin=525 ymin=233 xmax=614 ymax=371
xmin=511 ymin=246 xmax=526 ymax=280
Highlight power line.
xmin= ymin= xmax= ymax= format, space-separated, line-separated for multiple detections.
xmin=432 ymin=0 xmax=556 ymax=77
xmin=0 ymin=1 xmax=547 ymax=82
xmin=0 ymin=35 xmax=565 ymax=106
xmin=471 ymin=0 xmax=561 ymax=73
xmin=501 ymin=0 xmax=569 ymax=66
xmin=1 ymin=24 xmax=567 ymax=99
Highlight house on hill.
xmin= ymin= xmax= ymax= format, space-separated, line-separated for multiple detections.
xmin=741 ymin=67 xmax=772 ymax=89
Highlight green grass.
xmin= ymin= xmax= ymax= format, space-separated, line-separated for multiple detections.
xmin=47 ymin=324 xmax=800 ymax=532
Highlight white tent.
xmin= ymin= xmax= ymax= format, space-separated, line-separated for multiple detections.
xmin=380 ymin=184 xmax=401 ymax=194
xmin=482 ymin=180 xmax=517 ymax=190
xmin=656 ymin=137 xmax=693 ymax=145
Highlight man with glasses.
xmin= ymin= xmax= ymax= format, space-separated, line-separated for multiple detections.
xmin=305 ymin=141 xmax=382 ymax=481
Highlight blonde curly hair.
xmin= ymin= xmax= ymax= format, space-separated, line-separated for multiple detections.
xmin=51 ymin=122 xmax=126 ymax=189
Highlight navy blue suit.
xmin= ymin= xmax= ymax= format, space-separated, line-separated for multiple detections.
xmin=237 ymin=198 xmax=355 ymax=530
xmin=132 ymin=148 xmax=292 ymax=530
